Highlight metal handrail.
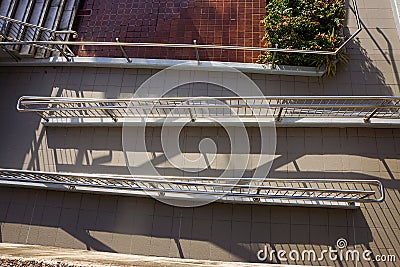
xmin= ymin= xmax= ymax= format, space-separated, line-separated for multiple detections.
xmin=0 ymin=40 xmax=354 ymax=56
xmin=335 ymin=0 xmax=362 ymax=53
xmin=17 ymin=96 xmax=400 ymax=123
xmin=0 ymin=0 xmax=361 ymax=63
xmin=0 ymin=15 xmax=77 ymax=36
xmin=0 ymin=168 xmax=385 ymax=205
xmin=0 ymin=15 xmax=77 ymax=61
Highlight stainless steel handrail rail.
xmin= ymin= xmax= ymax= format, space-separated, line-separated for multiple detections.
xmin=17 ymin=95 xmax=400 ymax=105
xmin=18 ymin=95 xmax=400 ymax=101
xmin=0 ymin=0 xmax=361 ymax=62
xmin=0 ymin=15 xmax=78 ymax=36
xmin=0 ymin=168 xmax=385 ymax=204
xmin=335 ymin=0 xmax=362 ymax=53
xmin=0 ymin=40 xmax=354 ymax=55
xmin=17 ymin=96 xmax=400 ymax=123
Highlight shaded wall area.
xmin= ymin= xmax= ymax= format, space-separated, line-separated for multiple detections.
xmin=0 ymin=63 xmax=399 ymax=266
xmin=1 ymin=186 xmax=393 ymax=266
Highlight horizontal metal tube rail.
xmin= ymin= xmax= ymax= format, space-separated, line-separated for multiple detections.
xmin=0 ymin=168 xmax=384 ymax=204
xmin=0 ymin=39 xmax=352 ymax=56
xmin=17 ymin=96 xmax=400 ymax=121
xmin=16 ymin=102 xmax=399 ymax=110
xmin=18 ymin=95 xmax=400 ymax=102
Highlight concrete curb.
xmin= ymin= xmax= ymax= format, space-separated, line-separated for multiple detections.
xmin=0 ymin=243 xmax=322 ymax=267
xmin=0 ymin=56 xmax=326 ymax=76
xmin=42 ymin=117 xmax=400 ymax=128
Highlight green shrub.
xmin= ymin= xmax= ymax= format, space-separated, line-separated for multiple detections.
xmin=258 ymin=0 xmax=347 ymax=75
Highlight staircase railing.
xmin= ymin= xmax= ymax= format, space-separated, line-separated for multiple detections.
xmin=0 ymin=168 xmax=385 ymax=207
xmin=0 ymin=15 xmax=77 ymax=61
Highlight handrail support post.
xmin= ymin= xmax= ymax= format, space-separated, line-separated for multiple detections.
xmin=116 ymin=37 xmax=132 ymax=63
xmin=100 ymin=103 xmax=118 ymax=122
xmin=53 ymin=33 xmax=71 ymax=62
xmin=271 ymin=44 xmax=278 ymax=69
xmin=275 ymin=99 xmax=285 ymax=122
xmin=193 ymin=40 xmax=201 ymax=65
xmin=37 ymin=112 xmax=49 ymax=122
xmin=189 ymin=108 xmax=195 ymax=122
xmin=364 ymin=100 xmax=388 ymax=123
xmin=186 ymin=100 xmax=196 ymax=122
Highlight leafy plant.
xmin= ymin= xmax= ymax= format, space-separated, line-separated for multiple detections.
xmin=258 ymin=0 xmax=347 ymax=76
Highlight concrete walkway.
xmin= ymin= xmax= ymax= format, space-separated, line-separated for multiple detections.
xmin=0 ymin=243 xmax=312 ymax=267
xmin=68 ymin=0 xmax=400 ymax=79
xmin=73 ymin=0 xmax=264 ymax=63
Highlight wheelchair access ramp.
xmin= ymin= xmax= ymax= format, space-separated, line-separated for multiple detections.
xmin=17 ymin=96 xmax=400 ymax=127
xmin=0 ymin=168 xmax=385 ymax=208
